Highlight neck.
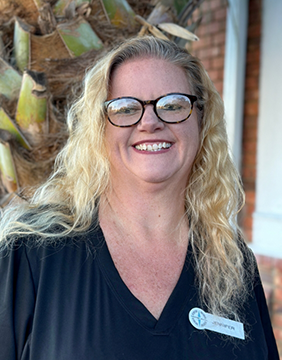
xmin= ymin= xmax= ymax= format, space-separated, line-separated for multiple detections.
xmin=99 ymin=177 xmax=189 ymax=245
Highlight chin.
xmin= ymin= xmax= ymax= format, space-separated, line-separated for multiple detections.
xmin=133 ymin=171 xmax=179 ymax=185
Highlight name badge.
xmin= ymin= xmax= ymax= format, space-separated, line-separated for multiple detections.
xmin=188 ymin=307 xmax=245 ymax=340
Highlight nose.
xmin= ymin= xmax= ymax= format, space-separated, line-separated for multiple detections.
xmin=137 ymin=104 xmax=164 ymax=133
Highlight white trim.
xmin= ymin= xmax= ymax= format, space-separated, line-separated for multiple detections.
xmin=252 ymin=0 xmax=282 ymax=259
xmin=251 ymin=213 xmax=282 ymax=258
xmin=223 ymin=0 xmax=249 ymax=170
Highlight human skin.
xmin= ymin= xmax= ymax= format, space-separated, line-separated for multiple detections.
xmin=104 ymin=57 xmax=200 ymax=190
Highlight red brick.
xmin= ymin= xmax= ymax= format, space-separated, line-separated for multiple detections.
xmin=210 ymin=0 xmax=223 ymax=11
xmin=201 ymin=58 xmax=211 ymax=70
xmin=244 ymin=102 xmax=258 ymax=116
xmin=245 ymin=204 xmax=255 ymax=216
xmin=274 ymin=270 xmax=282 ymax=287
xmin=256 ymin=255 xmax=276 ymax=268
xmin=245 ymin=89 xmax=259 ymax=101
xmin=213 ymin=32 xmax=226 ymax=46
xmin=211 ymin=56 xmax=224 ymax=69
xmin=198 ymin=47 xmax=217 ymax=60
xmin=273 ymin=313 xmax=282 ymax=328
xmin=272 ymin=303 xmax=282 ymax=313
xmin=219 ymin=44 xmax=225 ymax=56
xmin=212 ymin=46 xmax=222 ymax=57
xmin=275 ymin=267 xmax=282 ymax=275
xmin=247 ymin=37 xmax=261 ymax=49
xmin=245 ymin=77 xmax=259 ymax=89
xmin=242 ymin=167 xmax=256 ymax=181
xmin=244 ymin=130 xmax=258 ymax=142
xmin=246 ymin=49 xmax=260 ymax=64
xmin=243 ymin=141 xmax=257 ymax=153
xmin=220 ymin=20 xmax=226 ymax=32
xmin=249 ymin=0 xmax=261 ymax=14
xmin=207 ymin=69 xmax=217 ymax=81
xmin=246 ymin=65 xmax=260 ymax=78
xmin=202 ymin=11 xmax=213 ymax=25
xmin=274 ymin=288 xmax=282 ymax=304
xmin=259 ymin=270 xmax=273 ymax=286
xmin=214 ymin=7 xmax=227 ymax=21
xmin=201 ymin=1 xmax=211 ymax=12
xmin=274 ymin=260 xmax=282 ymax=271
xmin=197 ymin=24 xmax=209 ymax=38
xmin=191 ymin=39 xmax=202 ymax=51
xmin=243 ymin=215 xmax=253 ymax=230
xmin=217 ymin=69 xmax=223 ymax=80
xmin=208 ymin=69 xmax=223 ymax=82
xmin=245 ymin=190 xmax=256 ymax=204
xmin=247 ymin=66 xmax=260 ymax=77
xmin=242 ymin=153 xmax=256 ymax=166
xmin=243 ymin=179 xmax=256 ymax=190
xmin=208 ymin=22 xmax=221 ymax=34
xmin=242 ymin=134 xmax=257 ymax=145
xmin=248 ymin=24 xmax=261 ymax=38
xmin=203 ymin=35 xmax=213 ymax=48
xmin=243 ymin=115 xmax=258 ymax=128
xmin=197 ymin=48 xmax=206 ymax=60
xmin=248 ymin=11 xmax=261 ymax=24
xmin=212 ymin=80 xmax=223 ymax=94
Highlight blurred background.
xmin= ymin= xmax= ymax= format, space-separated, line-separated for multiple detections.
xmin=0 ymin=0 xmax=281 ymax=356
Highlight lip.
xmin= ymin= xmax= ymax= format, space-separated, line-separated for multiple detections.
xmin=132 ymin=139 xmax=174 ymax=146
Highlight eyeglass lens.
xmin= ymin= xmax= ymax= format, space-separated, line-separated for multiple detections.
xmin=107 ymin=94 xmax=192 ymax=126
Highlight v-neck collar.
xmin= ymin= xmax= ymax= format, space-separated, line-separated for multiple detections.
xmin=95 ymin=225 xmax=196 ymax=335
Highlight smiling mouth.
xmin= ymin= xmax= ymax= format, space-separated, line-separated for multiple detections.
xmin=134 ymin=142 xmax=172 ymax=152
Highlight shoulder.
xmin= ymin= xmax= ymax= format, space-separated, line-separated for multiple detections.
xmin=0 ymin=223 xmax=104 ymax=281
xmin=1 ymin=219 xmax=103 ymax=253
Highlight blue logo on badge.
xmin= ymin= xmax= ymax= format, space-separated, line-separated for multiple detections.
xmin=189 ymin=308 xmax=207 ymax=329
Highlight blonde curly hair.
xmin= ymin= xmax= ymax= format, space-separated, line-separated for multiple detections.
xmin=0 ymin=36 xmax=254 ymax=320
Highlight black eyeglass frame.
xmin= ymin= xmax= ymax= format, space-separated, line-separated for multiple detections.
xmin=104 ymin=92 xmax=198 ymax=128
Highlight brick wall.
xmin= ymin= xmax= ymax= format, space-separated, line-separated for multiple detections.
xmin=191 ymin=0 xmax=227 ymax=97
xmin=240 ymin=0 xmax=261 ymax=243
xmin=256 ymin=254 xmax=282 ymax=357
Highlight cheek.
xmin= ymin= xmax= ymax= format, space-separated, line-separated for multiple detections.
xmin=104 ymin=124 xmax=131 ymax=160
xmin=104 ymin=125 xmax=116 ymax=162
xmin=104 ymin=122 xmax=121 ymax=148
xmin=181 ymin=119 xmax=200 ymax=150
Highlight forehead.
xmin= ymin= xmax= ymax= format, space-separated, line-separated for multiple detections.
xmin=108 ymin=57 xmax=191 ymax=99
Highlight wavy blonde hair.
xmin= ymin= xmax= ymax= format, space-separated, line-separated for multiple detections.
xmin=0 ymin=36 xmax=254 ymax=319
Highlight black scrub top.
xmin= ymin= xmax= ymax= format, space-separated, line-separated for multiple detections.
xmin=0 ymin=225 xmax=279 ymax=360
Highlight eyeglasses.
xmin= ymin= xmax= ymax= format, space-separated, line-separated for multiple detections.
xmin=104 ymin=93 xmax=197 ymax=127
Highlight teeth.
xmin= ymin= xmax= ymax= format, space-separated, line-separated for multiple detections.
xmin=135 ymin=142 xmax=172 ymax=152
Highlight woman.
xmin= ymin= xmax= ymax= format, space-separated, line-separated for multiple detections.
xmin=0 ymin=36 xmax=279 ymax=359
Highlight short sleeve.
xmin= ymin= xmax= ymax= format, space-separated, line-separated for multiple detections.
xmin=0 ymin=245 xmax=36 ymax=360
